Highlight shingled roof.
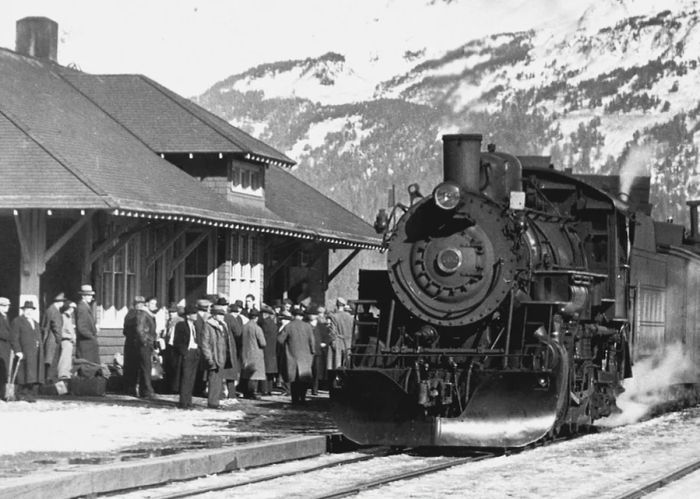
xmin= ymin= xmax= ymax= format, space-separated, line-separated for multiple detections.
xmin=0 ymin=47 xmax=381 ymax=249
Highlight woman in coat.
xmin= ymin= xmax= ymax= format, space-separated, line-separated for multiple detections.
xmin=239 ymin=308 xmax=266 ymax=399
xmin=277 ymin=307 xmax=315 ymax=404
xmin=11 ymin=300 xmax=44 ymax=401
xmin=57 ymin=301 xmax=77 ymax=380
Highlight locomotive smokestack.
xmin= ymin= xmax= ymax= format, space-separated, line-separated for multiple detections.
xmin=442 ymin=134 xmax=482 ymax=191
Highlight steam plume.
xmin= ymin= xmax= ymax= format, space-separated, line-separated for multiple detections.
xmin=619 ymin=143 xmax=654 ymax=199
xmin=598 ymin=342 xmax=698 ymax=427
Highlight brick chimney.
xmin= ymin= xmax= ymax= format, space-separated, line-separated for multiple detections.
xmin=16 ymin=17 xmax=58 ymax=62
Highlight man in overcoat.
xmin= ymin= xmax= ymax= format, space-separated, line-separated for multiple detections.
xmin=173 ymin=304 xmax=201 ymax=409
xmin=42 ymin=293 xmax=65 ymax=383
xmin=200 ymin=304 xmax=227 ymax=409
xmin=11 ymin=300 xmax=43 ymax=402
xmin=260 ymin=305 xmax=279 ymax=395
xmin=163 ymin=302 xmax=183 ymax=393
xmin=133 ymin=297 xmax=158 ymax=399
xmin=75 ymin=284 xmax=100 ymax=363
xmin=0 ymin=297 xmax=12 ymax=400
xmin=212 ymin=303 xmax=239 ymax=399
xmin=278 ymin=307 xmax=315 ymax=404
xmin=122 ymin=296 xmax=144 ymax=396
xmin=326 ymin=297 xmax=354 ymax=371
xmin=311 ymin=306 xmax=329 ymax=395
xmin=240 ymin=308 xmax=266 ymax=399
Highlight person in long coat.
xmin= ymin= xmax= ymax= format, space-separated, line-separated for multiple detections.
xmin=278 ymin=307 xmax=315 ymax=404
xmin=11 ymin=300 xmax=43 ymax=401
xmin=57 ymin=302 xmax=77 ymax=380
xmin=240 ymin=308 xmax=266 ymax=399
xmin=311 ymin=306 xmax=329 ymax=395
xmin=0 ymin=297 xmax=12 ymax=400
xmin=200 ymin=305 xmax=227 ymax=409
xmin=75 ymin=284 xmax=100 ymax=363
xmin=326 ymin=297 xmax=354 ymax=370
xmin=259 ymin=305 xmax=279 ymax=395
xmin=173 ymin=304 xmax=201 ymax=409
xmin=214 ymin=305 xmax=239 ymax=399
xmin=163 ymin=303 xmax=183 ymax=393
xmin=42 ymin=293 xmax=65 ymax=383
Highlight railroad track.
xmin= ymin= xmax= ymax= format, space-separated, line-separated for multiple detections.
xmin=311 ymin=451 xmax=497 ymax=499
xmin=135 ymin=446 xmax=399 ymax=499
xmin=613 ymin=458 xmax=700 ymax=499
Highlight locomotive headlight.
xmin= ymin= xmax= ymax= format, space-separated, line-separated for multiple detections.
xmin=433 ymin=182 xmax=461 ymax=210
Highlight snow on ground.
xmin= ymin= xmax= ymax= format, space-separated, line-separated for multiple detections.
xmin=0 ymin=398 xmax=245 ymax=454
xmin=646 ymin=468 xmax=700 ymax=498
xmin=355 ymin=407 xmax=700 ymax=499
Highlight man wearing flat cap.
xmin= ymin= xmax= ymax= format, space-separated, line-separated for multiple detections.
xmin=42 ymin=292 xmax=66 ymax=383
xmin=10 ymin=301 xmax=43 ymax=401
xmin=326 ymin=297 xmax=354 ymax=371
xmin=0 ymin=297 xmax=12 ymax=400
xmin=75 ymin=284 xmax=100 ymax=364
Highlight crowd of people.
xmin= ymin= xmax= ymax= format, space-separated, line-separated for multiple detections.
xmin=0 ymin=284 xmax=357 ymax=410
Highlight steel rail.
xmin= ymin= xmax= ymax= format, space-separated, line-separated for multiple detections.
xmin=311 ymin=452 xmax=497 ymax=499
xmin=145 ymin=446 xmax=397 ymax=499
xmin=613 ymin=458 xmax=700 ymax=499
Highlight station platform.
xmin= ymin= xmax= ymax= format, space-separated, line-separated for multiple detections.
xmin=0 ymin=390 xmax=339 ymax=499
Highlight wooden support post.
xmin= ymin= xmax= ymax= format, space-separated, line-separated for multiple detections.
xmin=169 ymin=229 xmax=211 ymax=279
xmin=14 ymin=209 xmax=46 ymax=309
xmin=326 ymin=248 xmax=361 ymax=288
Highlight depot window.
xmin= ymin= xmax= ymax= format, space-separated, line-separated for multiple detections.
xmin=230 ymin=163 xmax=263 ymax=196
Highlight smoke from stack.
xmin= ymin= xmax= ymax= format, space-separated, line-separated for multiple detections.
xmin=618 ymin=143 xmax=654 ymax=200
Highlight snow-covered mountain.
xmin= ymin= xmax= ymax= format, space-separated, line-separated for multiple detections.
xmin=194 ymin=0 xmax=700 ymax=228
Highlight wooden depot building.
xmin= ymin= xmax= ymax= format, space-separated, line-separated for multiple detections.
xmin=0 ymin=17 xmax=381 ymax=361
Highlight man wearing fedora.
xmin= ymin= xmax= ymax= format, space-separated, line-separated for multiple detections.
xmin=326 ymin=297 xmax=354 ymax=371
xmin=173 ymin=303 xmax=201 ymax=408
xmin=75 ymin=284 xmax=100 ymax=364
xmin=42 ymin=292 xmax=66 ymax=383
xmin=10 ymin=300 xmax=43 ymax=402
xmin=0 ymin=297 xmax=12 ymax=400
xmin=201 ymin=304 xmax=228 ymax=408
xmin=278 ymin=306 xmax=315 ymax=404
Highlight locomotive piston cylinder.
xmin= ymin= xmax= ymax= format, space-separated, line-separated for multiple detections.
xmin=442 ymin=134 xmax=483 ymax=191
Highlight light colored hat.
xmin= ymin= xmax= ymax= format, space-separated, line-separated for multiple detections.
xmin=336 ymin=297 xmax=347 ymax=306
xmin=78 ymin=284 xmax=96 ymax=296
xmin=196 ymin=298 xmax=211 ymax=311
xmin=0 ymin=297 xmax=9 ymax=306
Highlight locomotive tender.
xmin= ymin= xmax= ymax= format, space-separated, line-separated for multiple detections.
xmin=330 ymin=133 xmax=700 ymax=448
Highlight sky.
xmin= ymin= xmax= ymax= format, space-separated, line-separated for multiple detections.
xmin=1 ymin=0 xmax=591 ymax=97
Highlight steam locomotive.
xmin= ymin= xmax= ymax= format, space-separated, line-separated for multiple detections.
xmin=330 ymin=133 xmax=700 ymax=447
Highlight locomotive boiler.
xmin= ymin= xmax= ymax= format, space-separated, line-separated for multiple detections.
xmin=330 ymin=132 xmax=700 ymax=448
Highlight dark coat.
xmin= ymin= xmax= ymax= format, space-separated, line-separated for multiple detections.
xmin=42 ymin=305 xmax=63 ymax=368
xmin=278 ymin=318 xmax=315 ymax=383
xmin=240 ymin=320 xmax=266 ymax=380
xmin=75 ymin=300 xmax=100 ymax=363
xmin=218 ymin=318 xmax=240 ymax=381
xmin=200 ymin=318 xmax=226 ymax=370
xmin=135 ymin=310 xmax=157 ymax=347
xmin=260 ymin=316 xmax=278 ymax=374
xmin=0 ymin=313 xmax=11 ymax=374
xmin=327 ymin=310 xmax=354 ymax=369
xmin=173 ymin=319 xmax=197 ymax=356
xmin=11 ymin=315 xmax=44 ymax=385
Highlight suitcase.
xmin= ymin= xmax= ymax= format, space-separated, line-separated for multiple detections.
xmin=70 ymin=376 xmax=107 ymax=396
